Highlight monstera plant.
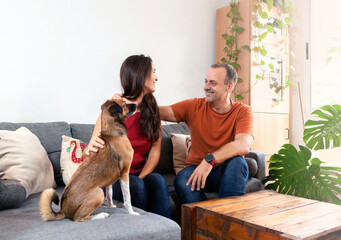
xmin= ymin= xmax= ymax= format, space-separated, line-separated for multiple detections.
xmin=262 ymin=104 xmax=341 ymax=205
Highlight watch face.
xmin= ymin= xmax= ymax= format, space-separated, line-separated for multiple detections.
xmin=205 ymin=153 xmax=214 ymax=163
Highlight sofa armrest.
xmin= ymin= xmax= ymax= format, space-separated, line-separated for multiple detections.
xmin=245 ymin=150 xmax=265 ymax=183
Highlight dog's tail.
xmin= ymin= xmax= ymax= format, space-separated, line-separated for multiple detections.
xmin=39 ymin=188 xmax=65 ymax=221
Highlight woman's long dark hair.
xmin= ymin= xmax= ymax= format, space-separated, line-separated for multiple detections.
xmin=120 ymin=55 xmax=160 ymax=143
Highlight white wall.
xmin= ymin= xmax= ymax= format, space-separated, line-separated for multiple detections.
xmin=0 ymin=0 xmax=228 ymax=123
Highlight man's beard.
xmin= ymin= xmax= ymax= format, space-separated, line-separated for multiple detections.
xmin=205 ymin=90 xmax=214 ymax=102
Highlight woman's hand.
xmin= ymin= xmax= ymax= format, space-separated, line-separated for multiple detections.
xmin=84 ymin=134 xmax=105 ymax=156
xmin=110 ymin=93 xmax=134 ymax=104
xmin=110 ymin=93 xmax=123 ymax=101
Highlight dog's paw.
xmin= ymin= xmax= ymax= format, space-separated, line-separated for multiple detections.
xmin=91 ymin=212 xmax=109 ymax=220
xmin=127 ymin=210 xmax=140 ymax=216
xmin=105 ymin=199 xmax=116 ymax=208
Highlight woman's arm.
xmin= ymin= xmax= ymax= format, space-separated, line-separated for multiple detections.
xmin=82 ymin=114 xmax=105 ymax=158
xmin=138 ymin=132 xmax=162 ymax=180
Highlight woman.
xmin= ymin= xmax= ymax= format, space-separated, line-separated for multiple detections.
xmin=83 ymin=55 xmax=171 ymax=218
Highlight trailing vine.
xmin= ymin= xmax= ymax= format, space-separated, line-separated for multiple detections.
xmin=220 ymin=0 xmax=294 ymax=102
xmin=220 ymin=0 xmax=250 ymax=100
xmin=253 ymin=0 xmax=294 ymax=103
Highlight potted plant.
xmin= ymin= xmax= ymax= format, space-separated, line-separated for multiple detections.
xmin=262 ymin=104 xmax=341 ymax=205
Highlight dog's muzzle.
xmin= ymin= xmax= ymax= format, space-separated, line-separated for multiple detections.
xmin=126 ymin=104 xmax=137 ymax=118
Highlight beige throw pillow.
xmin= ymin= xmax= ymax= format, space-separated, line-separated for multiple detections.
xmin=170 ymin=133 xmax=191 ymax=174
xmin=60 ymin=135 xmax=87 ymax=185
xmin=0 ymin=127 xmax=55 ymax=197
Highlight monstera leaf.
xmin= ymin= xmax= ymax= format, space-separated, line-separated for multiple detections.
xmin=304 ymin=104 xmax=341 ymax=150
xmin=262 ymin=144 xmax=341 ymax=205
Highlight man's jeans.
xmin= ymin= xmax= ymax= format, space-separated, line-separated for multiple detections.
xmin=174 ymin=156 xmax=249 ymax=204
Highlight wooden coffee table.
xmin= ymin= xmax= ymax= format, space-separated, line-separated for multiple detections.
xmin=182 ymin=190 xmax=341 ymax=240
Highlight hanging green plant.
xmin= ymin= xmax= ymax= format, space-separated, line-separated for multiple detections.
xmin=220 ymin=0 xmax=293 ymax=102
xmin=263 ymin=104 xmax=341 ymax=205
xmin=220 ymin=0 xmax=251 ymax=100
xmin=253 ymin=0 xmax=294 ymax=103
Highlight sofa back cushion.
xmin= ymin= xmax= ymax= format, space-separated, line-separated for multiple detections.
xmin=70 ymin=123 xmax=94 ymax=144
xmin=0 ymin=122 xmax=71 ymax=186
xmin=154 ymin=122 xmax=190 ymax=174
xmin=0 ymin=121 xmax=190 ymax=184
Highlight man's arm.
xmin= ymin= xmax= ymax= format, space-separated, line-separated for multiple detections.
xmin=212 ymin=133 xmax=253 ymax=164
xmin=159 ymin=106 xmax=177 ymax=122
xmin=187 ymin=133 xmax=253 ymax=191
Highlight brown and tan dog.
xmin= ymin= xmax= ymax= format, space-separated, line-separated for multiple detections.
xmin=39 ymin=99 xmax=138 ymax=222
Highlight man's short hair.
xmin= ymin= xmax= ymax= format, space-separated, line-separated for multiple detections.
xmin=211 ymin=63 xmax=237 ymax=85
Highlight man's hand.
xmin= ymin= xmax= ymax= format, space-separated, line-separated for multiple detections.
xmin=186 ymin=160 xmax=213 ymax=191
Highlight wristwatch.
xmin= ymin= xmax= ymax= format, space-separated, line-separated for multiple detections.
xmin=204 ymin=153 xmax=216 ymax=167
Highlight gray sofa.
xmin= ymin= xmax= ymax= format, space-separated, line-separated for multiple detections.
xmin=0 ymin=121 xmax=265 ymax=240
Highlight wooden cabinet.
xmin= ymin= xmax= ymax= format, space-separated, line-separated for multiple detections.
xmin=216 ymin=0 xmax=290 ymax=161
xmin=182 ymin=191 xmax=341 ymax=240
xmin=253 ymin=113 xmax=289 ymax=154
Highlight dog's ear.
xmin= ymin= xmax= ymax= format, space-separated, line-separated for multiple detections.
xmin=101 ymin=100 xmax=111 ymax=111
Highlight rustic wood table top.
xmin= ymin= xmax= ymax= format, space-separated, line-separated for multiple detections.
xmin=181 ymin=190 xmax=341 ymax=240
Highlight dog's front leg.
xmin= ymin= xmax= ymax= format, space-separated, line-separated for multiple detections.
xmin=105 ymin=185 xmax=116 ymax=208
xmin=119 ymin=178 xmax=139 ymax=215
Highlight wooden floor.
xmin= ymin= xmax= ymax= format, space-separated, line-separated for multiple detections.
xmin=182 ymin=190 xmax=341 ymax=240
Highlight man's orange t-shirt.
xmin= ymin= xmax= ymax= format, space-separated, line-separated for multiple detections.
xmin=170 ymin=98 xmax=254 ymax=166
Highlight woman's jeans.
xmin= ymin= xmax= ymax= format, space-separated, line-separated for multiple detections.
xmin=112 ymin=172 xmax=172 ymax=219
xmin=174 ymin=156 xmax=249 ymax=204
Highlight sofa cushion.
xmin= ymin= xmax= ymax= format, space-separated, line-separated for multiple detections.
xmin=0 ymin=122 xmax=72 ymax=186
xmin=245 ymin=177 xmax=262 ymax=193
xmin=0 ymin=187 xmax=181 ymax=240
xmin=60 ymin=136 xmax=87 ymax=185
xmin=0 ymin=179 xmax=26 ymax=210
xmin=155 ymin=122 xmax=190 ymax=174
xmin=245 ymin=157 xmax=258 ymax=177
xmin=170 ymin=133 xmax=190 ymax=174
xmin=246 ymin=151 xmax=265 ymax=181
xmin=0 ymin=127 xmax=55 ymax=197
xmin=70 ymin=123 xmax=95 ymax=144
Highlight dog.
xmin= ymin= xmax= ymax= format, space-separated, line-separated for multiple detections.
xmin=39 ymin=99 xmax=138 ymax=222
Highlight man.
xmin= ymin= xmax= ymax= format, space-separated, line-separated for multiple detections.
xmin=159 ymin=63 xmax=254 ymax=204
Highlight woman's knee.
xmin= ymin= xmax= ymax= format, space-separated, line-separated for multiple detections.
xmin=144 ymin=173 xmax=168 ymax=193
xmin=127 ymin=175 xmax=147 ymax=209
xmin=144 ymin=173 xmax=166 ymax=185
xmin=129 ymin=175 xmax=147 ymax=195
